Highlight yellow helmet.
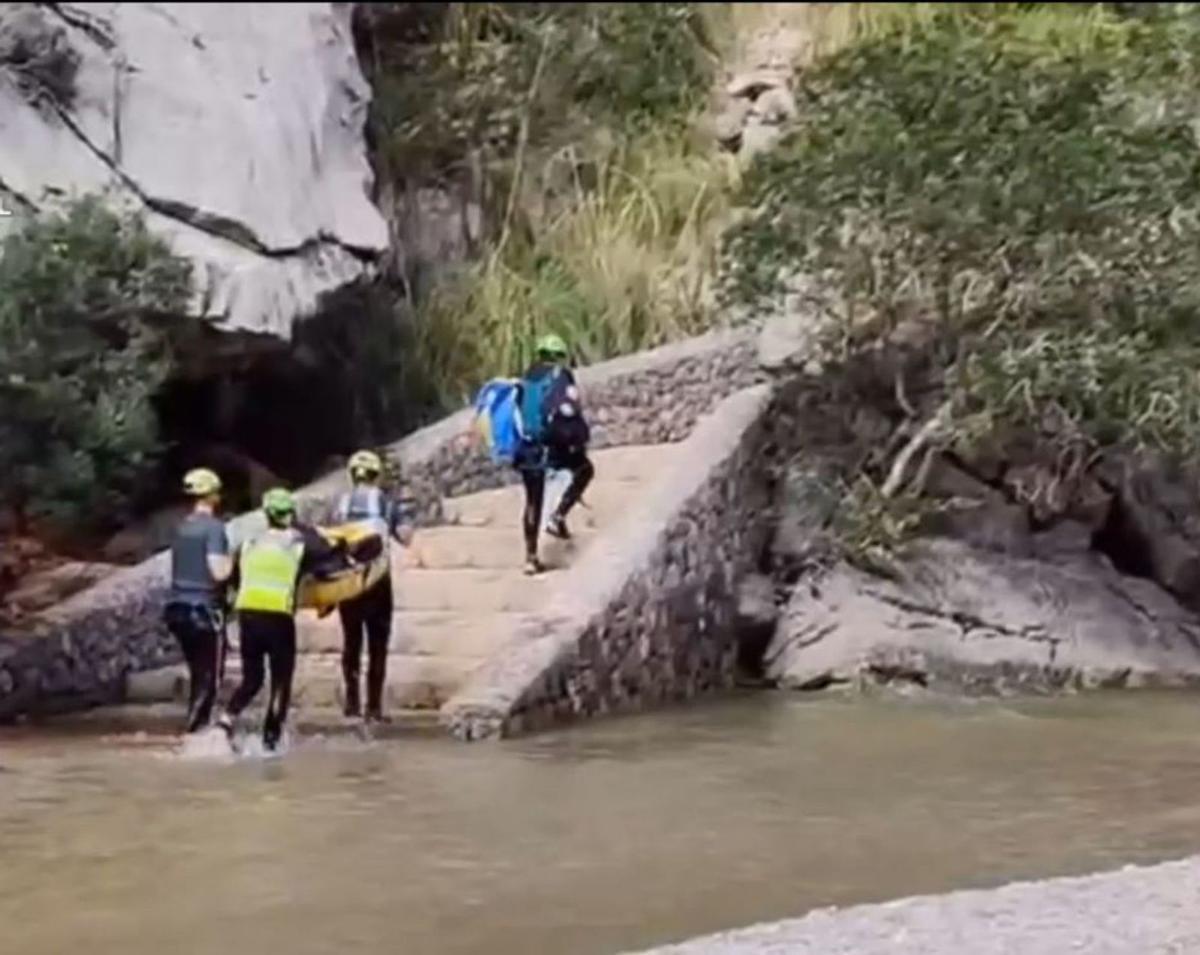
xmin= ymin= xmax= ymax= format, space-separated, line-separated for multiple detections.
xmin=348 ymin=449 xmax=383 ymax=481
xmin=183 ymin=468 xmax=222 ymax=497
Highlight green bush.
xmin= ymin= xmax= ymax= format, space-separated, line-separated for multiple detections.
xmin=362 ymin=2 xmax=722 ymax=406
xmin=723 ymin=3 xmax=1200 ymax=464
xmin=0 ymin=197 xmax=193 ymax=535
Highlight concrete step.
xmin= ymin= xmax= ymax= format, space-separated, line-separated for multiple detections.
xmin=293 ymin=654 xmax=485 ymax=710
xmin=297 ymin=610 xmax=535 ymax=657
xmin=284 ymin=441 xmax=683 ymax=716
xmin=583 ymin=443 xmax=681 ymax=481
xmin=392 ymin=567 xmax=552 ymax=613
xmin=442 ymin=481 xmax=635 ymax=530
xmin=401 ymin=525 xmax=598 ymax=570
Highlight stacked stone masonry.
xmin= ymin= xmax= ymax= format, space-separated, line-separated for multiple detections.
xmin=0 ymin=329 xmax=760 ymax=722
xmin=442 ymin=385 xmax=773 ymax=740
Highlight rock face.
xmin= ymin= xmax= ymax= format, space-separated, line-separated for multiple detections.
xmin=766 ymin=537 xmax=1200 ymax=693
xmin=0 ymin=2 xmax=388 ymax=338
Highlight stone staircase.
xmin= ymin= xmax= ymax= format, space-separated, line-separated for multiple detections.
xmin=286 ymin=443 xmax=680 ymax=714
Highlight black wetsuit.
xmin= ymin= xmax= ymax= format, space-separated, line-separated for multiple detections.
xmin=226 ymin=523 xmax=337 ymax=749
xmin=514 ymin=363 xmax=594 ymax=560
xmin=335 ymin=485 xmax=407 ymax=719
xmin=163 ymin=510 xmax=229 ymax=732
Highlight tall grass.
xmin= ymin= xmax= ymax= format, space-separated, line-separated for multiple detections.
xmin=379 ymin=3 xmax=1132 ymax=411
xmin=415 ymin=134 xmax=738 ymax=403
xmin=725 ymin=2 xmax=1200 ymax=470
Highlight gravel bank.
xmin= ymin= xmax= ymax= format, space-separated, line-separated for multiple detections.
xmin=629 ymin=856 xmax=1200 ymax=955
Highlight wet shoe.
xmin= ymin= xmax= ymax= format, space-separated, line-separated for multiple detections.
xmin=365 ymin=710 xmax=391 ymax=725
xmin=523 ymin=556 xmax=545 ymax=576
xmin=545 ymin=514 xmax=571 ymax=540
xmin=215 ymin=713 xmax=234 ymax=740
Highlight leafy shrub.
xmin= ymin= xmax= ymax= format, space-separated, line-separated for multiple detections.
xmin=361 ymin=3 xmax=724 ymax=405
xmin=0 ymin=198 xmax=193 ymax=535
xmin=723 ymin=4 xmax=1200 ymax=465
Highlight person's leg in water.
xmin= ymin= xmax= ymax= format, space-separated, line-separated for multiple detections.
xmin=218 ymin=612 xmax=267 ymax=737
xmin=520 ymin=464 xmax=546 ymax=574
xmin=363 ymin=574 xmax=394 ymax=721
xmin=165 ymin=604 xmax=221 ymax=732
xmin=261 ymin=614 xmax=297 ymax=751
xmin=338 ymin=595 xmax=366 ymax=717
xmin=545 ymin=447 xmax=595 ymax=541
xmin=195 ymin=608 xmax=226 ymax=729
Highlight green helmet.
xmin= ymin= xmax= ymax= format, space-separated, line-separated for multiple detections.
xmin=262 ymin=487 xmax=296 ymax=519
xmin=348 ymin=449 xmax=383 ymax=481
xmin=183 ymin=468 xmax=222 ymax=497
xmin=535 ymin=333 xmax=568 ymax=360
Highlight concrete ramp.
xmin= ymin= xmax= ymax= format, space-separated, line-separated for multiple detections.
xmin=291 ymin=444 xmax=681 ymax=712
xmin=0 ymin=329 xmax=761 ymax=728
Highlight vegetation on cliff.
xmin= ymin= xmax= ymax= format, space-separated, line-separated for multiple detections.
xmin=361 ymin=2 xmax=732 ymax=404
xmin=0 ymin=199 xmax=193 ymax=539
xmin=722 ymin=3 xmax=1200 ymax=557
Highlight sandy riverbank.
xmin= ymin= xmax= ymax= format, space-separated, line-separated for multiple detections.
xmin=630 ymin=856 xmax=1200 ymax=954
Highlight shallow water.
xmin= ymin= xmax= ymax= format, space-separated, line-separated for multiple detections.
xmin=3 ymin=690 xmax=1200 ymax=955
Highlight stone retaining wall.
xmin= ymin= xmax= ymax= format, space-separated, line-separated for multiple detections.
xmin=442 ymin=385 xmax=774 ymax=740
xmin=0 ymin=329 xmax=758 ymax=721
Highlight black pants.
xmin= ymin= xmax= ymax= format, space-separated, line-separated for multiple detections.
xmin=518 ymin=444 xmax=595 ymax=558
xmin=163 ymin=602 xmax=226 ymax=733
xmin=338 ymin=573 xmax=393 ymax=716
xmin=227 ymin=610 xmax=296 ymax=749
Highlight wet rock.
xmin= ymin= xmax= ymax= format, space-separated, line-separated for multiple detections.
xmin=1096 ymin=454 xmax=1200 ymax=607
xmin=771 ymin=460 xmax=840 ymax=575
xmin=766 ymin=537 xmax=1200 ymax=693
xmin=735 ymin=574 xmax=778 ymax=678
xmin=920 ymin=457 xmax=1032 ymax=555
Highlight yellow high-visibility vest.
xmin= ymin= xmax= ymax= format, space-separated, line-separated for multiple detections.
xmin=234 ymin=527 xmax=304 ymax=614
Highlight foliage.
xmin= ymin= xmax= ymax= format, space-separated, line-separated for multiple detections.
xmin=830 ymin=475 xmax=937 ymax=576
xmin=369 ymin=3 xmax=711 ymax=187
xmin=362 ymin=2 xmax=725 ymax=406
xmin=723 ymin=4 xmax=1200 ymax=471
xmin=0 ymin=197 xmax=193 ymax=534
xmin=414 ymin=135 xmax=734 ymax=397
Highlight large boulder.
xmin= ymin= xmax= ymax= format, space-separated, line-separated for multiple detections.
xmin=0 ymin=2 xmax=388 ymax=338
xmin=766 ymin=537 xmax=1200 ymax=693
xmin=1096 ymin=454 xmax=1200 ymax=609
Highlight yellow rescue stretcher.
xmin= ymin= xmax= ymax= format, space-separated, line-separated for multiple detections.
xmin=296 ymin=522 xmax=388 ymax=617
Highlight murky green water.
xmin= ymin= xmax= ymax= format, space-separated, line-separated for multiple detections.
xmin=2 ymin=691 xmax=1200 ymax=955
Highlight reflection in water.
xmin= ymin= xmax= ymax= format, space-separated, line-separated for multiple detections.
xmin=2 ymin=691 xmax=1200 ymax=955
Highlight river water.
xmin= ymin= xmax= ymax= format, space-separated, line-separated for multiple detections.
xmin=3 ymin=690 xmax=1200 ymax=955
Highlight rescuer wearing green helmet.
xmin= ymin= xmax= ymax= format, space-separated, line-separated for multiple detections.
xmin=216 ymin=487 xmax=342 ymax=752
xmin=333 ymin=449 xmax=415 ymax=721
xmin=163 ymin=467 xmax=233 ymax=733
xmin=513 ymin=333 xmax=594 ymax=574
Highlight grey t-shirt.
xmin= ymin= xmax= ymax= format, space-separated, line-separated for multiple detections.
xmin=168 ymin=512 xmax=229 ymax=607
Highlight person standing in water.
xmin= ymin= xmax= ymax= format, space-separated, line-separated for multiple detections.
xmin=513 ymin=334 xmax=594 ymax=575
xmin=217 ymin=488 xmax=341 ymax=752
xmin=163 ymin=468 xmax=232 ymax=733
xmin=334 ymin=450 xmax=414 ymax=723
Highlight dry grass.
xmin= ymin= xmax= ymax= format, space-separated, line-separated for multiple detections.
xmin=409 ymin=3 xmax=1074 ymax=407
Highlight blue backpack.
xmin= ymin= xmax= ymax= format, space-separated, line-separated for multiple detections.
xmin=473 ymin=378 xmax=521 ymax=464
xmin=518 ymin=367 xmax=564 ymax=443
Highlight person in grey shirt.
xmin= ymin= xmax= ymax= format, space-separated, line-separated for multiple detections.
xmin=163 ymin=467 xmax=232 ymax=732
